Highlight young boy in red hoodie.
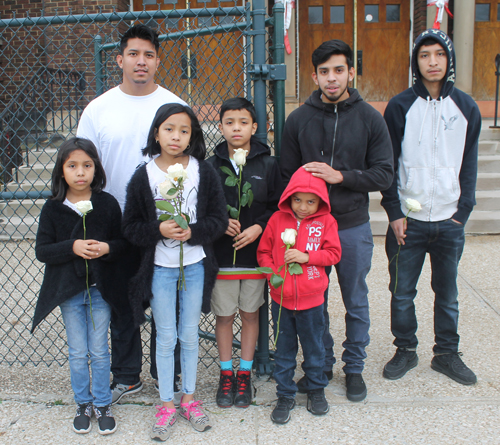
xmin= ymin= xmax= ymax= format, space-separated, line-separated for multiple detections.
xmin=257 ymin=167 xmax=341 ymax=424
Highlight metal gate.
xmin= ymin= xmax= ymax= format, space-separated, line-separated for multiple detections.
xmin=0 ymin=0 xmax=285 ymax=371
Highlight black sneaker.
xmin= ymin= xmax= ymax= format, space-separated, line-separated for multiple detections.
xmin=216 ymin=370 xmax=235 ymax=408
xmin=297 ymin=371 xmax=333 ymax=394
xmin=383 ymin=348 xmax=418 ymax=380
xmin=234 ymin=370 xmax=252 ymax=408
xmin=270 ymin=396 xmax=295 ymax=424
xmin=93 ymin=404 xmax=117 ymax=435
xmin=431 ymin=352 xmax=477 ymax=385
xmin=307 ymin=389 xmax=329 ymax=415
xmin=110 ymin=380 xmax=143 ymax=405
xmin=73 ymin=402 xmax=92 ymax=434
xmin=345 ymin=373 xmax=367 ymax=402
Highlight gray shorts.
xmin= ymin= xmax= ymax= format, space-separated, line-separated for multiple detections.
xmin=211 ymin=278 xmax=266 ymax=316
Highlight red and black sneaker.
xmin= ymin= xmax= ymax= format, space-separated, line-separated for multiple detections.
xmin=216 ymin=370 xmax=235 ymax=408
xmin=234 ymin=370 xmax=252 ymax=408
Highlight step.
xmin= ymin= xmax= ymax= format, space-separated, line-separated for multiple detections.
xmin=369 ymin=210 xmax=500 ymax=235
xmin=478 ymin=155 xmax=500 ymax=173
xmin=479 ymin=123 xmax=500 ymax=142
xmin=16 ymin=163 xmax=54 ymax=182
xmin=0 ymin=216 xmax=38 ymax=240
xmin=4 ymin=180 xmax=51 ymax=193
xmin=27 ymin=148 xmax=58 ymax=165
xmin=0 ymin=199 xmax=45 ymax=218
xmin=477 ymin=173 xmax=500 ymax=190
xmin=478 ymin=140 xmax=499 ymax=155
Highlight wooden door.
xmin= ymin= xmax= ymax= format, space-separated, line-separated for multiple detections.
xmin=473 ymin=0 xmax=500 ymax=100
xmin=298 ymin=0 xmax=354 ymax=102
xmin=298 ymin=0 xmax=410 ymax=102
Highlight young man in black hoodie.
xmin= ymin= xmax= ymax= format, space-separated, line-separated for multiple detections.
xmin=280 ymin=40 xmax=393 ymax=402
xmin=381 ymin=30 xmax=480 ymax=385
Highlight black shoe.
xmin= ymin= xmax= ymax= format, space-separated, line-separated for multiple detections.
xmin=270 ymin=397 xmax=295 ymax=424
xmin=431 ymin=352 xmax=477 ymax=385
xmin=93 ymin=404 xmax=117 ymax=435
xmin=110 ymin=380 xmax=143 ymax=405
xmin=234 ymin=370 xmax=252 ymax=408
xmin=73 ymin=402 xmax=92 ymax=434
xmin=216 ymin=370 xmax=235 ymax=408
xmin=383 ymin=348 xmax=418 ymax=380
xmin=297 ymin=371 xmax=333 ymax=394
xmin=307 ymin=389 xmax=329 ymax=416
xmin=345 ymin=373 xmax=367 ymax=402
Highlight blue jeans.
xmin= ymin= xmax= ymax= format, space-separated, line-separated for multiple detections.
xmin=386 ymin=218 xmax=465 ymax=354
xmin=272 ymin=300 xmax=327 ymax=398
xmin=150 ymin=260 xmax=204 ymax=403
xmin=60 ymin=287 xmax=112 ymax=407
xmin=322 ymin=222 xmax=373 ymax=374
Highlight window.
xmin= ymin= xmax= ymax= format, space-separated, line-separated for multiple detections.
xmin=386 ymin=4 xmax=400 ymax=22
xmin=309 ymin=6 xmax=323 ymax=24
xmin=330 ymin=6 xmax=345 ymax=24
xmin=475 ymin=4 xmax=490 ymax=21
xmin=365 ymin=5 xmax=379 ymax=22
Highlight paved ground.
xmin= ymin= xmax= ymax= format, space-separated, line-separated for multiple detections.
xmin=1 ymin=235 xmax=499 ymax=444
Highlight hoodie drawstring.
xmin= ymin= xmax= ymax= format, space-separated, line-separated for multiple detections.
xmin=435 ymin=97 xmax=443 ymax=142
xmin=418 ymin=96 xmax=430 ymax=145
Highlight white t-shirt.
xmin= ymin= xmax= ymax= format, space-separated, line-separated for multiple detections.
xmin=147 ymin=157 xmax=206 ymax=268
xmin=77 ymin=85 xmax=187 ymax=210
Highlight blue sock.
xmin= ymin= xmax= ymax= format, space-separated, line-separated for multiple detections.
xmin=239 ymin=359 xmax=253 ymax=371
xmin=220 ymin=360 xmax=233 ymax=371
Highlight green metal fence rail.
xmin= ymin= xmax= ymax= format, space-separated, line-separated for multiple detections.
xmin=0 ymin=1 xmax=285 ymax=372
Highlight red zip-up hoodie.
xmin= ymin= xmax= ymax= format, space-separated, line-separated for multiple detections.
xmin=257 ymin=167 xmax=341 ymax=310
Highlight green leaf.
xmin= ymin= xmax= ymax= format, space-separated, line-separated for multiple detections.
xmin=242 ymin=181 xmax=252 ymax=193
xmin=183 ymin=213 xmax=190 ymax=224
xmin=167 ymin=188 xmax=177 ymax=196
xmin=225 ymin=176 xmax=238 ymax=187
xmin=270 ymin=274 xmax=284 ymax=289
xmin=256 ymin=267 xmax=274 ymax=274
xmin=247 ymin=189 xmax=254 ymax=208
xmin=228 ymin=206 xmax=239 ymax=219
xmin=240 ymin=193 xmax=249 ymax=207
xmin=158 ymin=214 xmax=172 ymax=221
xmin=220 ymin=166 xmax=236 ymax=178
xmin=288 ymin=262 xmax=303 ymax=275
xmin=156 ymin=201 xmax=175 ymax=213
xmin=277 ymin=265 xmax=284 ymax=272
xmin=174 ymin=214 xmax=188 ymax=229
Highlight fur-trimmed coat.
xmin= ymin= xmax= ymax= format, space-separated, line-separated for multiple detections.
xmin=33 ymin=191 xmax=129 ymax=332
xmin=122 ymin=160 xmax=228 ymax=326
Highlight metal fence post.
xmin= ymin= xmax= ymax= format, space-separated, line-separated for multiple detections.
xmin=94 ymin=35 xmax=104 ymax=98
xmin=272 ymin=1 xmax=285 ymax=159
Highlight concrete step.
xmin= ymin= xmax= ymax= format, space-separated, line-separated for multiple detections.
xmin=0 ymin=216 xmax=38 ymax=240
xmin=0 ymin=199 xmax=45 ymax=218
xmin=477 ymin=173 xmax=500 ymax=190
xmin=478 ymin=155 xmax=500 ymax=173
xmin=479 ymin=140 xmax=499 ymax=155
xmin=27 ymin=148 xmax=58 ymax=165
xmin=4 ymin=180 xmax=51 ymax=193
xmin=479 ymin=121 xmax=500 ymax=141
xmin=369 ymin=190 xmax=500 ymax=212
xmin=16 ymin=163 xmax=54 ymax=182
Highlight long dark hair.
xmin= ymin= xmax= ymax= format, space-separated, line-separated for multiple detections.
xmin=51 ymin=137 xmax=106 ymax=201
xmin=142 ymin=103 xmax=206 ymax=161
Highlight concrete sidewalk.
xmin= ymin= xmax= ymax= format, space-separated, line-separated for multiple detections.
xmin=1 ymin=235 xmax=499 ymax=444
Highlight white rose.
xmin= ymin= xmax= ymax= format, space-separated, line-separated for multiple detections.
xmin=167 ymin=163 xmax=188 ymax=183
xmin=159 ymin=178 xmax=178 ymax=200
xmin=405 ymin=198 xmax=422 ymax=213
xmin=233 ymin=148 xmax=248 ymax=167
xmin=281 ymin=228 xmax=297 ymax=247
xmin=75 ymin=200 xmax=93 ymax=215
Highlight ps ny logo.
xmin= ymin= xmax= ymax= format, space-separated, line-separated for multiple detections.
xmin=441 ymin=115 xmax=458 ymax=131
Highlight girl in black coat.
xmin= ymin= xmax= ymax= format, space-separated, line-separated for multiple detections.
xmin=34 ymin=137 xmax=126 ymax=435
xmin=122 ymin=104 xmax=227 ymax=440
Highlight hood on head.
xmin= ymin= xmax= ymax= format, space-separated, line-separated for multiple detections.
xmin=279 ymin=167 xmax=331 ymax=216
xmin=411 ymin=29 xmax=456 ymax=98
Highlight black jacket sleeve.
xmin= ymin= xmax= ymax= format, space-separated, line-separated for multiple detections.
xmin=254 ymin=157 xmax=283 ymax=230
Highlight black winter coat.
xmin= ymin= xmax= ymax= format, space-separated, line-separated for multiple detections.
xmin=280 ymin=88 xmax=394 ymax=230
xmin=207 ymin=139 xmax=283 ymax=268
xmin=122 ymin=160 xmax=228 ymax=326
xmin=33 ymin=191 xmax=129 ymax=332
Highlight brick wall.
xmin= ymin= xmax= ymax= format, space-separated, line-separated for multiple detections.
xmin=413 ymin=0 xmax=428 ymax=41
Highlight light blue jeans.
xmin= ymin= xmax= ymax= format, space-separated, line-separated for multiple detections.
xmin=59 ymin=287 xmax=112 ymax=407
xmin=150 ymin=260 xmax=204 ymax=402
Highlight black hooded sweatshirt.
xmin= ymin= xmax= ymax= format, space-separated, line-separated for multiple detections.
xmin=280 ymin=87 xmax=394 ymax=230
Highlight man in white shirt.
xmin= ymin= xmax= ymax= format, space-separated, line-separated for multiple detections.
xmin=77 ymin=24 xmax=187 ymax=403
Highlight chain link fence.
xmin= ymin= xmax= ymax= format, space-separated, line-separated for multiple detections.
xmin=0 ymin=1 xmax=285 ymax=369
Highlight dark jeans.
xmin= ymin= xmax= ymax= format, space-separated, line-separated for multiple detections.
xmin=386 ymin=218 xmax=465 ymax=354
xmin=322 ymin=222 xmax=373 ymax=374
xmin=272 ymin=300 xmax=327 ymax=398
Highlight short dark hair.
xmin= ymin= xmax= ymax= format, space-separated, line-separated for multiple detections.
xmin=51 ymin=137 xmax=106 ymax=202
xmin=418 ymin=37 xmax=445 ymax=50
xmin=120 ymin=24 xmax=159 ymax=55
xmin=219 ymin=97 xmax=257 ymax=123
xmin=312 ymin=39 xmax=354 ymax=71
xmin=143 ymin=103 xmax=206 ymax=161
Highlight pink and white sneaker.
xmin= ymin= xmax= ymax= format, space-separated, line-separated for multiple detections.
xmin=151 ymin=406 xmax=177 ymax=442
xmin=178 ymin=399 xmax=212 ymax=432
